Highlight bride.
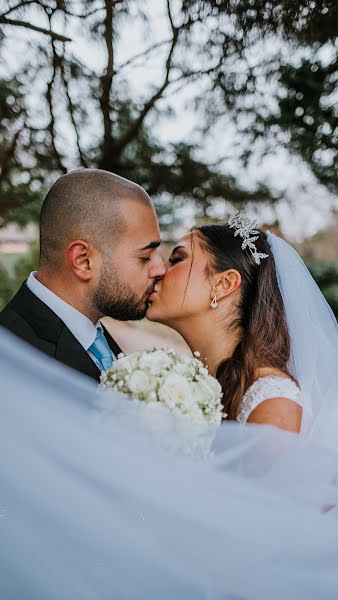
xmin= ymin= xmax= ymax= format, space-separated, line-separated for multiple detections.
xmin=146 ymin=213 xmax=338 ymax=437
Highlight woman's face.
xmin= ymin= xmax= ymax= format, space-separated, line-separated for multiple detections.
xmin=146 ymin=230 xmax=212 ymax=326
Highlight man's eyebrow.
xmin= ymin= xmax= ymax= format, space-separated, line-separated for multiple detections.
xmin=140 ymin=240 xmax=161 ymax=250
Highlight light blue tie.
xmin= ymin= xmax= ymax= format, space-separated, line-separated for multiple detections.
xmin=88 ymin=328 xmax=113 ymax=371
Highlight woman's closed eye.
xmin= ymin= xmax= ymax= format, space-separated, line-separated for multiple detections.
xmin=169 ymin=256 xmax=184 ymax=265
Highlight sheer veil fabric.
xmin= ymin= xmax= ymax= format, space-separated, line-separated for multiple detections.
xmin=1 ymin=327 xmax=338 ymax=599
xmin=266 ymin=232 xmax=338 ymax=445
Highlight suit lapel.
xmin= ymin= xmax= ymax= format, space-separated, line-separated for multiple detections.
xmin=10 ymin=283 xmax=121 ymax=380
xmin=102 ymin=324 xmax=123 ymax=357
xmin=12 ymin=283 xmax=100 ymax=381
xmin=56 ymin=324 xmax=100 ymax=381
xmin=10 ymin=283 xmax=63 ymax=342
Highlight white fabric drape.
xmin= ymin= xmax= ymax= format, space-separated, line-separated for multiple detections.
xmin=1 ymin=327 xmax=338 ymax=599
xmin=267 ymin=232 xmax=338 ymax=445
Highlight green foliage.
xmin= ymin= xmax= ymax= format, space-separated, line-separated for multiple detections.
xmin=272 ymin=60 xmax=337 ymax=194
xmin=182 ymin=1 xmax=338 ymax=190
xmin=0 ymin=75 xmax=56 ymax=224
xmin=0 ymin=0 xmax=336 ymax=230
xmin=0 ymin=244 xmax=39 ymax=310
xmin=0 ymin=262 xmax=14 ymax=309
xmin=182 ymin=1 xmax=338 ymax=44
xmin=307 ymin=261 xmax=338 ymax=317
xmin=0 ymin=0 xmax=325 ymax=231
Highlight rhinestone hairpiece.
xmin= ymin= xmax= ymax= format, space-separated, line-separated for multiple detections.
xmin=227 ymin=211 xmax=269 ymax=265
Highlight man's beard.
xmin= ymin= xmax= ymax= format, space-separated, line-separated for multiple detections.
xmin=92 ymin=263 xmax=153 ymax=321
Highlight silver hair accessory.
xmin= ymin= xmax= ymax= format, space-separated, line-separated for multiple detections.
xmin=227 ymin=211 xmax=269 ymax=265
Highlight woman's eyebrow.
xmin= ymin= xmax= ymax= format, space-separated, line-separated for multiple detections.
xmin=171 ymin=245 xmax=186 ymax=254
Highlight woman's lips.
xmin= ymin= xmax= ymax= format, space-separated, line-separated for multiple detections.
xmin=147 ymin=291 xmax=158 ymax=301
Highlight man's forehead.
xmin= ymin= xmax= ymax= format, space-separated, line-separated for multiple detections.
xmin=118 ymin=229 xmax=160 ymax=249
xmin=118 ymin=202 xmax=160 ymax=245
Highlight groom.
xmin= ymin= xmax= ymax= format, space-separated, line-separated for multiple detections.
xmin=0 ymin=169 xmax=166 ymax=380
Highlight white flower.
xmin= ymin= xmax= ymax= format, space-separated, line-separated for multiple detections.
xmin=172 ymin=361 xmax=189 ymax=375
xmin=139 ymin=349 xmax=172 ymax=372
xmin=190 ymin=380 xmax=212 ymax=405
xmin=128 ymin=370 xmax=152 ymax=397
xmin=204 ymin=375 xmax=223 ymax=398
xmin=100 ymin=347 xmax=223 ymax=425
xmin=114 ymin=355 xmax=133 ymax=370
xmin=159 ymin=373 xmax=191 ymax=409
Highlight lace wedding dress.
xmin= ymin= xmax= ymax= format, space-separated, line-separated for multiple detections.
xmin=237 ymin=376 xmax=302 ymax=423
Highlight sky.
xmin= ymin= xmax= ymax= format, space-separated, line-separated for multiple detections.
xmin=2 ymin=0 xmax=338 ymax=241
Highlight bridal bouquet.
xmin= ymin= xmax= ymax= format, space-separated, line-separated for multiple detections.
xmin=100 ymin=347 xmax=224 ymax=424
xmin=99 ymin=348 xmax=225 ymax=458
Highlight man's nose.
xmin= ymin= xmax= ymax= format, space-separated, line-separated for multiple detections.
xmin=148 ymin=256 xmax=167 ymax=280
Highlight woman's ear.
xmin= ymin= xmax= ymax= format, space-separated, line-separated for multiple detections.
xmin=211 ymin=269 xmax=241 ymax=302
xmin=67 ymin=240 xmax=94 ymax=282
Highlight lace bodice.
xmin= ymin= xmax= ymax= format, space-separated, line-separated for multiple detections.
xmin=237 ymin=376 xmax=302 ymax=424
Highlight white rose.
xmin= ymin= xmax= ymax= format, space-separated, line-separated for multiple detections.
xmin=139 ymin=350 xmax=172 ymax=372
xmin=158 ymin=373 xmax=191 ymax=409
xmin=204 ymin=375 xmax=223 ymax=398
xmin=114 ymin=355 xmax=135 ymax=371
xmin=128 ymin=370 xmax=152 ymax=397
xmin=190 ymin=381 xmax=213 ymax=406
xmin=172 ymin=361 xmax=189 ymax=376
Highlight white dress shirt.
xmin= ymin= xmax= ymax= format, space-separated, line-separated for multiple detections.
xmin=26 ymin=272 xmax=115 ymax=368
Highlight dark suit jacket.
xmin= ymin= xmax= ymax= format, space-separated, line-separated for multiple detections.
xmin=0 ymin=282 xmax=123 ymax=381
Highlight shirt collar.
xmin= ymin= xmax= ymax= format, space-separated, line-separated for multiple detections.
xmin=26 ymin=272 xmax=100 ymax=351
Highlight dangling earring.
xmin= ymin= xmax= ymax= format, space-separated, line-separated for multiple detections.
xmin=210 ymin=294 xmax=218 ymax=309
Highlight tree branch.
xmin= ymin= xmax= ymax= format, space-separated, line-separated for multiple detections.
xmin=0 ymin=15 xmax=72 ymax=42
xmin=114 ymin=0 xmax=179 ymax=153
xmin=56 ymin=5 xmax=105 ymax=19
xmin=46 ymin=30 xmax=67 ymax=173
xmin=62 ymin=1 xmax=124 ymax=19
xmin=167 ymin=0 xmax=175 ymax=31
xmin=169 ymin=55 xmax=226 ymax=88
xmin=98 ymin=0 xmax=115 ymax=169
xmin=0 ymin=127 xmax=22 ymax=183
xmin=0 ymin=1 xmax=46 ymax=18
xmin=59 ymin=54 xmax=88 ymax=168
xmin=117 ymin=39 xmax=172 ymax=72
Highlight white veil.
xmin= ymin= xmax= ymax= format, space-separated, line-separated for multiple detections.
xmin=2 ymin=326 xmax=338 ymax=598
xmin=266 ymin=232 xmax=338 ymax=445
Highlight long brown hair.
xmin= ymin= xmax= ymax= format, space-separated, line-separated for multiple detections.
xmin=196 ymin=223 xmax=294 ymax=419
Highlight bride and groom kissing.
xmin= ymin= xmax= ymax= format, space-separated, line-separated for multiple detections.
xmin=0 ymin=168 xmax=305 ymax=433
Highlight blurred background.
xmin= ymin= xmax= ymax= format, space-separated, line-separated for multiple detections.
xmin=0 ymin=0 xmax=337 ymax=322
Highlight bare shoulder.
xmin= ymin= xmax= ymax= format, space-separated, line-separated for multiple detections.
xmin=248 ymin=367 xmax=302 ymax=433
xmin=247 ymin=397 xmax=302 ymax=432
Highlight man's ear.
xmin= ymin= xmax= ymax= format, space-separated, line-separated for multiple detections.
xmin=67 ymin=240 xmax=94 ymax=281
xmin=211 ymin=269 xmax=241 ymax=302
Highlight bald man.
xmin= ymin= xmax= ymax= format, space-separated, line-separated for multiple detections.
xmin=0 ymin=169 xmax=166 ymax=380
